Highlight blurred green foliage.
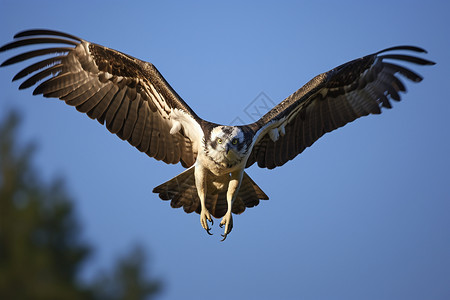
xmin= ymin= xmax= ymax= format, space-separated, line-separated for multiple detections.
xmin=0 ymin=112 xmax=162 ymax=300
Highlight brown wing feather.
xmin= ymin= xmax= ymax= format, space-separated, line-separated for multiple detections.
xmin=248 ymin=46 xmax=435 ymax=169
xmin=0 ymin=29 xmax=203 ymax=168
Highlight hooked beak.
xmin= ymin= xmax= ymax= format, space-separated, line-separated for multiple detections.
xmin=225 ymin=144 xmax=231 ymax=155
xmin=225 ymin=144 xmax=238 ymax=161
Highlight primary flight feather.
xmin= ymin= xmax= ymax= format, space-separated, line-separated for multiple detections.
xmin=0 ymin=29 xmax=434 ymax=240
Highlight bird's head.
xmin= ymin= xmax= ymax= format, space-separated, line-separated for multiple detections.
xmin=205 ymin=126 xmax=250 ymax=167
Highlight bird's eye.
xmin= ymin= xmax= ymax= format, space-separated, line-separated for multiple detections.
xmin=217 ymin=138 xmax=223 ymax=144
xmin=232 ymin=139 xmax=238 ymax=145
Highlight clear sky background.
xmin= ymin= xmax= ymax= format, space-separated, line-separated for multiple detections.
xmin=1 ymin=1 xmax=449 ymax=299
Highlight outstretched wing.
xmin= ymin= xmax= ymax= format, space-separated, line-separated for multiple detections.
xmin=0 ymin=29 xmax=204 ymax=168
xmin=247 ymin=46 xmax=435 ymax=169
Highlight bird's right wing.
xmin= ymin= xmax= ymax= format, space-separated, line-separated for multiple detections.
xmin=0 ymin=29 xmax=204 ymax=168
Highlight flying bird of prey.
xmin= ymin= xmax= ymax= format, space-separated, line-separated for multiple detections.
xmin=0 ymin=29 xmax=434 ymax=240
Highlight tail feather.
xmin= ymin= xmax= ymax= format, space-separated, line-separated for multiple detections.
xmin=153 ymin=167 xmax=199 ymax=214
xmin=153 ymin=168 xmax=268 ymax=219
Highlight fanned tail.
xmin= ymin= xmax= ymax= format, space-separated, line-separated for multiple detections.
xmin=153 ymin=168 xmax=268 ymax=218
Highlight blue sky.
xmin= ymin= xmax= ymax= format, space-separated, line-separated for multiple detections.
xmin=1 ymin=1 xmax=449 ymax=299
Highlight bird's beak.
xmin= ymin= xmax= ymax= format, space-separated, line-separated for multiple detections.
xmin=225 ymin=144 xmax=238 ymax=160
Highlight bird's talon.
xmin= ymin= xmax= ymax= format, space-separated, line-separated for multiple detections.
xmin=220 ymin=234 xmax=228 ymax=241
xmin=200 ymin=210 xmax=213 ymax=235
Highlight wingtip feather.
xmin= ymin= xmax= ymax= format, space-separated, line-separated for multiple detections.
xmin=13 ymin=29 xmax=82 ymax=42
xmin=376 ymin=45 xmax=428 ymax=54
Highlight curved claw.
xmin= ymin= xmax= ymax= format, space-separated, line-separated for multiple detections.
xmin=209 ymin=218 xmax=214 ymax=226
xmin=220 ymin=233 xmax=228 ymax=242
xmin=219 ymin=213 xmax=233 ymax=241
xmin=200 ymin=210 xmax=213 ymax=236
xmin=206 ymin=227 xmax=213 ymax=236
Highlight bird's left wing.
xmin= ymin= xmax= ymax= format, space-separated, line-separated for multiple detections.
xmin=0 ymin=29 xmax=204 ymax=167
xmin=247 ymin=46 xmax=435 ymax=169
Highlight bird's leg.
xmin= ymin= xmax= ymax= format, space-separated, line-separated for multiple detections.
xmin=220 ymin=170 xmax=243 ymax=241
xmin=195 ymin=166 xmax=213 ymax=235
